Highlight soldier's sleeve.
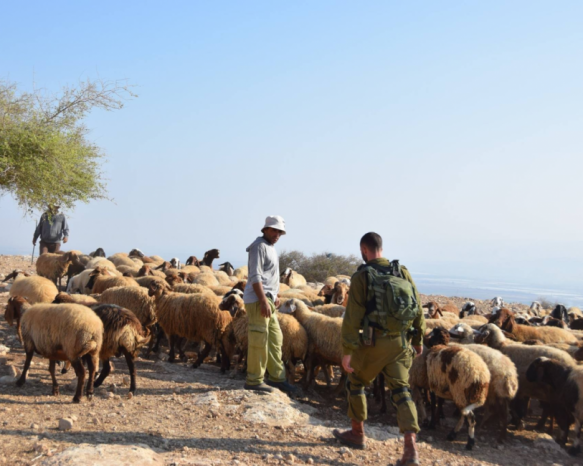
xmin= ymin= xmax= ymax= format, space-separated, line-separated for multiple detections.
xmin=342 ymin=271 xmax=366 ymax=356
xmin=401 ymin=266 xmax=425 ymax=346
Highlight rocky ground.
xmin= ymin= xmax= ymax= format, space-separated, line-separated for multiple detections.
xmin=0 ymin=254 xmax=579 ymax=466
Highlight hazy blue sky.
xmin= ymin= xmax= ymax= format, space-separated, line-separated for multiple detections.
xmin=1 ymin=1 xmax=582 ymax=292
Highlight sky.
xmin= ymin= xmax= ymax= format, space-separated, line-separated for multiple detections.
xmin=1 ymin=1 xmax=582 ymax=295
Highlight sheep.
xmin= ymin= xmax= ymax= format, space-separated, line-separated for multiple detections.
xmin=448 ymin=323 xmax=477 ymax=344
xmin=526 ymin=357 xmax=583 ymax=453
xmin=426 ymin=327 xmax=518 ymax=442
xmin=214 ymin=270 xmax=233 ymax=286
xmin=426 ymin=344 xmax=490 ymax=450
xmin=492 ymin=297 xmax=504 ymax=308
xmin=3 ymin=271 xmax=58 ymax=304
xmin=185 ymin=256 xmax=200 ymax=267
xmin=423 ymin=301 xmax=458 ymax=317
xmin=36 ymin=251 xmax=77 ymax=287
xmin=460 ymin=301 xmax=477 ymax=318
xmin=65 ymin=252 xmax=86 ymax=287
xmin=329 ymin=281 xmax=349 ymax=306
xmin=148 ymin=280 xmax=232 ymax=371
xmin=191 ymin=272 xmax=220 ymax=287
xmin=170 ymin=257 xmax=181 ymax=269
xmin=4 ymin=297 xmax=102 ymax=403
xmin=67 ymin=268 xmax=119 ymax=294
xmin=530 ymin=301 xmax=543 ymax=317
xmin=280 ymin=268 xmax=308 ymax=289
xmin=87 ymin=267 xmax=140 ymax=294
xmin=233 ymin=265 xmax=248 ymax=279
xmin=165 ymin=274 xmax=184 ymax=287
xmin=200 ymin=249 xmax=220 ymax=269
xmin=90 ymin=304 xmax=150 ymax=393
xmin=99 ymin=286 xmax=159 ymax=329
xmin=475 ymin=323 xmax=576 ymax=430
xmin=313 ymin=304 xmax=345 ymax=318
xmin=172 ymin=283 xmax=214 ymax=295
xmin=208 ymin=285 xmax=233 ymax=297
xmin=551 ymin=305 xmax=570 ymax=324
xmin=218 ymin=262 xmax=235 ymax=276
xmin=279 ymin=298 xmax=344 ymax=390
xmin=86 ymin=257 xmax=118 ymax=272
xmin=135 ymin=275 xmax=168 ymax=290
xmin=53 ymin=292 xmax=98 ymax=306
xmin=89 ymin=248 xmax=106 ymax=258
xmin=492 ymin=308 xmax=578 ymax=344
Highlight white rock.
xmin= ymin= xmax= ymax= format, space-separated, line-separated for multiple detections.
xmin=0 ymin=376 xmax=17 ymax=384
xmin=58 ymin=418 xmax=74 ymax=431
xmin=0 ymin=345 xmax=9 ymax=354
xmin=40 ymin=444 xmax=163 ymax=465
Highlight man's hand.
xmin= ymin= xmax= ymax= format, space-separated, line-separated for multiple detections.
xmin=260 ymin=299 xmax=272 ymax=318
xmin=413 ymin=345 xmax=423 ymax=358
xmin=32 ymin=239 xmax=36 ymax=246
xmin=275 ymin=297 xmax=280 ymax=307
xmin=63 ymin=237 xmax=68 ymax=244
xmin=342 ymin=355 xmax=354 ymax=373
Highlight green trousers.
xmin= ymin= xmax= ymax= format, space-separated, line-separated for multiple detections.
xmin=245 ymin=300 xmax=286 ymax=385
xmin=347 ymin=335 xmax=420 ymax=433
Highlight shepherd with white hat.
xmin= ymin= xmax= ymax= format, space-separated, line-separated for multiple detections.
xmin=242 ymin=216 xmax=298 ymax=395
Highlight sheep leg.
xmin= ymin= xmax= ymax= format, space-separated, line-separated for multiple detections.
xmin=121 ymin=347 xmax=137 ymax=393
xmin=84 ymin=353 xmax=97 ymax=401
xmin=167 ymin=334 xmax=179 ymax=363
xmin=535 ymin=402 xmax=551 ymax=432
xmin=93 ymin=359 xmax=112 ymax=389
xmin=61 ymin=361 xmax=71 ymax=375
xmin=568 ymin=419 xmax=582 ymax=456
xmin=465 ymin=411 xmax=477 ymax=450
xmin=151 ymin=325 xmax=165 ymax=354
xmin=49 ymin=360 xmax=59 ymax=396
xmin=15 ymin=350 xmax=34 ymax=388
xmin=178 ymin=337 xmax=188 ymax=362
xmin=193 ymin=342 xmax=213 ymax=368
xmin=334 ymin=372 xmax=347 ymax=397
xmin=71 ymin=359 xmax=86 ymax=403
xmin=428 ymin=392 xmax=438 ymax=429
xmin=497 ymin=399 xmax=509 ymax=443
xmin=447 ymin=411 xmax=466 ymax=441
xmin=218 ymin=342 xmax=230 ymax=375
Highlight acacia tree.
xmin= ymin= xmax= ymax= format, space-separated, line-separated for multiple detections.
xmin=0 ymin=78 xmax=136 ymax=213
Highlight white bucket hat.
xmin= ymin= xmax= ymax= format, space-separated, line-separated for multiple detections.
xmin=262 ymin=215 xmax=286 ymax=234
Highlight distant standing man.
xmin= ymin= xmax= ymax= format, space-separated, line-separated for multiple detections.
xmin=333 ymin=232 xmax=425 ymax=466
xmin=243 ymin=216 xmax=298 ymax=395
xmin=32 ymin=205 xmax=69 ymax=254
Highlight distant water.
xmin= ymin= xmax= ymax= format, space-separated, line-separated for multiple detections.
xmin=414 ymin=273 xmax=583 ymax=308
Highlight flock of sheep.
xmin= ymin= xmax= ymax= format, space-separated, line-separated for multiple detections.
xmin=3 ymin=247 xmax=583 ymax=457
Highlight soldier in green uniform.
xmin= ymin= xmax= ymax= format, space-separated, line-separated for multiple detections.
xmin=333 ymin=232 xmax=425 ymax=466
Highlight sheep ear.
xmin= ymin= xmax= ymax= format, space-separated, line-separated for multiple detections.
xmin=422 ymin=303 xmax=429 ymax=308
xmin=291 ymin=303 xmax=297 ymax=312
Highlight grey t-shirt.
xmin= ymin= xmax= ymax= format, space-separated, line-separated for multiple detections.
xmin=33 ymin=212 xmax=69 ymax=243
xmin=243 ymin=237 xmax=280 ymax=304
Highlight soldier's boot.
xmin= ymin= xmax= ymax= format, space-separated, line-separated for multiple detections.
xmin=396 ymin=432 xmax=419 ymax=466
xmin=332 ymin=419 xmax=366 ymax=449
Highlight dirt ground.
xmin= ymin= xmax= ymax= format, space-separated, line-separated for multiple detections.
xmin=0 ymin=254 xmax=579 ymax=466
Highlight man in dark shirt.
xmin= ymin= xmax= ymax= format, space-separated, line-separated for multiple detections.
xmin=32 ymin=205 xmax=70 ymax=254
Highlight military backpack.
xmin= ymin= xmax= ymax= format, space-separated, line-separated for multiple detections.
xmin=360 ymin=260 xmax=420 ymax=348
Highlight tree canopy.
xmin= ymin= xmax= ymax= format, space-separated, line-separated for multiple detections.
xmin=279 ymin=250 xmax=362 ymax=282
xmin=0 ymin=78 xmax=136 ymax=213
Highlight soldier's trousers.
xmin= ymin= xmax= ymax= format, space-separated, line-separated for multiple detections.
xmin=347 ymin=335 xmax=420 ymax=433
xmin=245 ymin=300 xmax=286 ymax=386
